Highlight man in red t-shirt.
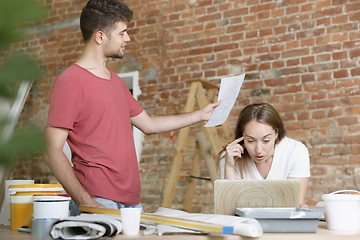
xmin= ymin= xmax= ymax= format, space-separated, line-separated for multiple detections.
xmin=44 ymin=0 xmax=220 ymax=215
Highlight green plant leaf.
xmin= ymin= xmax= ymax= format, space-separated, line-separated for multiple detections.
xmin=0 ymin=54 xmax=42 ymax=99
xmin=0 ymin=80 xmax=18 ymax=99
xmin=0 ymin=127 xmax=46 ymax=165
xmin=7 ymin=128 xmax=46 ymax=153
xmin=0 ymin=28 xmax=23 ymax=51
xmin=0 ymin=0 xmax=48 ymax=51
xmin=0 ymin=0 xmax=48 ymax=25
xmin=0 ymin=0 xmax=47 ymax=167
xmin=0 ymin=54 xmax=43 ymax=81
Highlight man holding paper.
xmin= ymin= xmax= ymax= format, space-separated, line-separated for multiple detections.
xmin=44 ymin=0 xmax=220 ymax=216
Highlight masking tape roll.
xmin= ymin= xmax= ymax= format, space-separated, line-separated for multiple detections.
xmin=31 ymin=218 xmax=60 ymax=236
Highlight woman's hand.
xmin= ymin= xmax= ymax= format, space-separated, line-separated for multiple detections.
xmin=299 ymin=203 xmax=309 ymax=209
xmin=225 ymin=137 xmax=245 ymax=167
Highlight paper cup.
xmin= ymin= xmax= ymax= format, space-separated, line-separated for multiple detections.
xmin=121 ymin=208 xmax=141 ymax=235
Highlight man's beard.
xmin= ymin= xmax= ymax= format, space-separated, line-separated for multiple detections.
xmin=105 ymin=51 xmax=124 ymax=59
xmin=103 ymin=42 xmax=124 ymax=59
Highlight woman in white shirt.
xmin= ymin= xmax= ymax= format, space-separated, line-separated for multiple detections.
xmin=219 ymin=103 xmax=310 ymax=208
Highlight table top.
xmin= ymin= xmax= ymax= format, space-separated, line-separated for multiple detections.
xmin=2 ymin=222 xmax=360 ymax=240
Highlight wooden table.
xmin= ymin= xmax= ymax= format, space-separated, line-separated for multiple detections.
xmin=2 ymin=222 xmax=360 ymax=240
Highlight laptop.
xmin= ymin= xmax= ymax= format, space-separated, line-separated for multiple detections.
xmin=214 ymin=179 xmax=301 ymax=215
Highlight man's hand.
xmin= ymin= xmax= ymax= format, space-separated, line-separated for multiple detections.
xmin=44 ymin=127 xmax=105 ymax=210
xmin=200 ymin=100 xmax=222 ymax=121
xmin=79 ymin=198 xmax=106 ymax=208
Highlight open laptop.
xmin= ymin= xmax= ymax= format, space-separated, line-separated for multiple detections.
xmin=214 ymin=179 xmax=301 ymax=215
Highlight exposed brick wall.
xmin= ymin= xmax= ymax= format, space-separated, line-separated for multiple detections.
xmin=5 ymin=0 xmax=360 ymax=213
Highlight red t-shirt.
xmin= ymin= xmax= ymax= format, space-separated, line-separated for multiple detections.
xmin=46 ymin=64 xmax=144 ymax=205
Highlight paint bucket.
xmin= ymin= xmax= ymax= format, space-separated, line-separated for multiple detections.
xmin=322 ymin=190 xmax=360 ymax=231
xmin=0 ymin=180 xmax=34 ymax=226
xmin=9 ymin=184 xmax=63 ymax=230
xmin=33 ymin=195 xmax=71 ymax=219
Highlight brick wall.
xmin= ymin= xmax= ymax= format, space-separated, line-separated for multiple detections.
xmin=5 ymin=0 xmax=360 ymax=213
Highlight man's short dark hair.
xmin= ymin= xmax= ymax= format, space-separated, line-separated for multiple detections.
xmin=80 ymin=0 xmax=133 ymax=42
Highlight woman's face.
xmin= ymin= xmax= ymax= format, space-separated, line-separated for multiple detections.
xmin=243 ymin=120 xmax=278 ymax=163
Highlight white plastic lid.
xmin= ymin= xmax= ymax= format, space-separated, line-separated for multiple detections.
xmin=322 ymin=193 xmax=360 ymax=201
xmin=8 ymin=184 xmax=64 ymax=195
xmin=32 ymin=195 xmax=71 ymax=202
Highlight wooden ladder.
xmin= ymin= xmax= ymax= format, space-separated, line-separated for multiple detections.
xmin=161 ymin=78 xmax=234 ymax=212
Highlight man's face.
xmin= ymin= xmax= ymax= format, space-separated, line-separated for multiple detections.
xmin=102 ymin=21 xmax=130 ymax=58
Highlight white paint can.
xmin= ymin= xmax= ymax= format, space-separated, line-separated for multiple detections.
xmin=33 ymin=195 xmax=71 ymax=219
xmin=322 ymin=190 xmax=360 ymax=231
xmin=9 ymin=183 xmax=63 ymax=230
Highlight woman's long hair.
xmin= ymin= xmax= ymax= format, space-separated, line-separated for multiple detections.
xmin=218 ymin=103 xmax=286 ymax=178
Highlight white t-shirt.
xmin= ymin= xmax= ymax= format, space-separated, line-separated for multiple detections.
xmin=220 ymin=137 xmax=310 ymax=179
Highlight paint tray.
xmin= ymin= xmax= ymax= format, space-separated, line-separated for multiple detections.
xmin=235 ymin=207 xmax=323 ymax=233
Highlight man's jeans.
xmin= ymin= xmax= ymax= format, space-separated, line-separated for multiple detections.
xmin=70 ymin=198 xmax=143 ymax=216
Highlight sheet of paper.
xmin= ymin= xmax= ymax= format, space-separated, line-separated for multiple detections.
xmin=205 ymin=73 xmax=245 ymax=127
